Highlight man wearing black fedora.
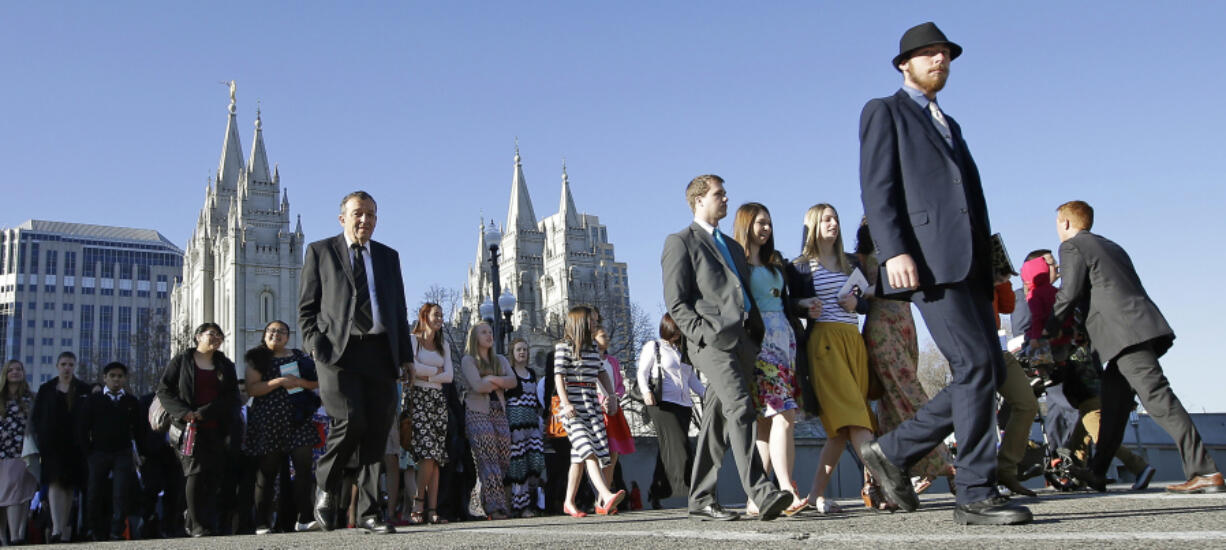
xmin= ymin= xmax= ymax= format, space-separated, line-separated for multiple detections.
xmin=857 ymin=22 xmax=1033 ymax=525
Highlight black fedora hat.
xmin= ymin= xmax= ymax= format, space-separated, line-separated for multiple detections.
xmin=892 ymin=22 xmax=961 ymax=70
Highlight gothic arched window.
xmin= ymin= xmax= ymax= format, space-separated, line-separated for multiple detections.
xmin=260 ymin=291 xmax=275 ymax=326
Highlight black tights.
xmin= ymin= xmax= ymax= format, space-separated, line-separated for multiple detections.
xmin=255 ymin=446 xmax=316 ymax=527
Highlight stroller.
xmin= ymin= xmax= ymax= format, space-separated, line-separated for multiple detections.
xmin=1010 ymin=341 xmax=1089 ymax=492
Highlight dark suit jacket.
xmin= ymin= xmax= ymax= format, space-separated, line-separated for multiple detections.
xmin=859 ymin=89 xmax=993 ymax=297
xmin=661 ymin=222 xmax=762 ymax=353
xmin=77 ymin=391 xmax=148 ymax=454
xmin=298 ymin=234 xmax=413 ymax=376
xmin=1046 ymin=231 xmax=1174 ymax=362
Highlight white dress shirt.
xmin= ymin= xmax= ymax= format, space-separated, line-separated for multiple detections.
xmin=343 ymin=233 xmax=385 ymax=334
xmin=636 ymin=340 xmax=705 ymax=407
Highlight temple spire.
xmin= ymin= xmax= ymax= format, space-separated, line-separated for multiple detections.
xmin=247 ymin=104 xmax=271 ymax=183
xmin=506 ymin=144 xmax=538 ymax=233
xmin=558 ymin=159 xmax=579 ymax=228
xmin=216 ymin=81 xmax=244 ymax=190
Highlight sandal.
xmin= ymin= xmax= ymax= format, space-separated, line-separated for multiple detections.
xmin=426 ymin=509 xmax=448 ymax=525
xmin=782 ymin=497 xmax=809 ymax=517
xmin=861 ymin=480 xmax=898 ymax=513
xmin=408 ymin=497 xmax=425 ymax=525
xmin=563 ymin=503 xmax=587 ymax=518
xmin=913 ymin=477 xmax=935 ymax=495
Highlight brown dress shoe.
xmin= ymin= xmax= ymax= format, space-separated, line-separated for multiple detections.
xmin=1166 ymin=473 xmax=1225 ymax=494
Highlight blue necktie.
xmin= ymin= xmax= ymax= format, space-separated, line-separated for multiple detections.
xmin=712 ymin=228 xmax=751 ymax=313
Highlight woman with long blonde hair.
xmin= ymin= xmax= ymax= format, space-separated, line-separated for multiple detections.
xmin=792 ymin=203 xmax=881 ymax=514
xmin=460 ymin=322 xmax=516 ymax=519
xmin=0 ymin=360 xmax=37 ymax=545
xmin=554 ymin=306 xmax=625 ymax=517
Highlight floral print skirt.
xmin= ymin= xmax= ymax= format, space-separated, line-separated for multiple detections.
xmin=752 ymin=311 xmax=799 ymax=418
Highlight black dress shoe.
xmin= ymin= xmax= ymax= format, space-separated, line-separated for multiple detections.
xmin=860 ymin=440 xmax=920 ymax=512
xmin=314 ymin=489 xmax=337 ymax=532
xmin=1068 ymin=465 xmax=1107 ymax=492
xmin=953 ymin=498 xmax=1033 ymax=525
xmin=688 ymin=503 xmax=739 ymax=521
xmin=359 ymin=516 xmax=396 ymax=534
xmin=756 ymin=490 xmax=793 ymax=521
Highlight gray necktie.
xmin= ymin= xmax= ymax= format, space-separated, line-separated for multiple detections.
xmin=928 ymin=101 xmax=953 ymax=147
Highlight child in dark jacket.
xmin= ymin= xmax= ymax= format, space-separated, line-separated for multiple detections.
xmin=77 ymin=362 xmax=148 ymax=541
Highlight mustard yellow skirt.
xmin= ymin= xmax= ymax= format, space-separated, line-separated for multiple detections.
xmin=808 ymin=322 xmax=873 ymax=435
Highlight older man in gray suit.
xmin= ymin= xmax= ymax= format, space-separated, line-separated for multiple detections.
xmin=661 ymin=174 xmax=792 ymax=522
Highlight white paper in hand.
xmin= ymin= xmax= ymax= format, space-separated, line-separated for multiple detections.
xmin=837 ymin=268 xmax=871 ymax=299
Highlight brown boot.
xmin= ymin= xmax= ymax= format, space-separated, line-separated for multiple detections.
xmin=1166 ymin=473 xmax=1225 ymax=494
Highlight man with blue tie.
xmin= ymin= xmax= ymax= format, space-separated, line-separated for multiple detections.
xmin=661 ymin=174 xmax=792 ymax=521
xmin=857 ymin=22 xmax=1032 ymax=525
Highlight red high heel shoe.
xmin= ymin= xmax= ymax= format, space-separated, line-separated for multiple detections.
xmin=595 ymin=490 xmax=626 ymax=515
xmin=563 ymin=503 xmax=587 ymax=518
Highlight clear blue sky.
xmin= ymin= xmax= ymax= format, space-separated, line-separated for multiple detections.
xmin=4 ymin=2 xmax=1224 ymax=411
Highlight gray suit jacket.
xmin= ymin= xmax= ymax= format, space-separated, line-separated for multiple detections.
xmin=661 ymin=222 xmax=761 ymax=353
xmin=1047 ymin=231 xmax=1174 ymax=362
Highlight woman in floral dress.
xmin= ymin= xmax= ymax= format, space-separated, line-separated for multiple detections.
xmin=732 ymin=202 xmax=820 ymax=516
xmin=855 ymin=221 xmax=955 ymax=492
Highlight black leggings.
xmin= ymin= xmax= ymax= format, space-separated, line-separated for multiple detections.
xmin=254 ymin=446 xmax=316 ymax=527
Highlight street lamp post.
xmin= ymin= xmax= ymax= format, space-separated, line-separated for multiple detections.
xmin=484 ymin=221 xmax=508 ymax=355
xmin=499 ymin=290 xmax=516 ymax=352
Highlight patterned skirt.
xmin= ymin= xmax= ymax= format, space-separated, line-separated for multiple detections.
xmin=864 ymin=299 xmax=954 ymax=478
xmin=409 ymin=385 xmax=449 ymax=465
xmin=466 ymin=401 xmax=511 ymax=516
xmin=752 ymin=310 xmax=799 ymax=417
xmin=506 ymin=394 xmax=546 ymax=512
xmin=562 ymin=383 xmax=610 ymax=467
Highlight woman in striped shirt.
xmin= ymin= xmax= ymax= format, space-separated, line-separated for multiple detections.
xmin=554 ymin=306 xmax=626 ymax=517
xmin=792 ymin=203 xmax=878 ymax=514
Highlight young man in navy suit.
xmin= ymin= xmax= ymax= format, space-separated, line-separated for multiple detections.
xmin=857 ymin=22 xmax=1032 ymax=525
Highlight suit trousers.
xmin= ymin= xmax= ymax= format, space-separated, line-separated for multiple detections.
xmin=688 ymin=337 xmax=775 ymax=510
xmin=646 ymin=402 xmax=694 ymax=501
xmin=996 ymin=352 xmax=1039 ymax=481
xmin=316 ymin=334 xmax=398 ymax=521
xmin=86 ymin=449 xmax=135 ymax=538
xmin=877 ymin=282 xmax=1005 ymax=505
xmin=1091 ymin=342 xmax=1217 ymax=480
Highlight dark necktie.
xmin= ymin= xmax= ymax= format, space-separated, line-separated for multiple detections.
xmin=108 ymin=391 xmax=121 ymax=403
xmin=351 ymin=243 xmax=374 ymax=333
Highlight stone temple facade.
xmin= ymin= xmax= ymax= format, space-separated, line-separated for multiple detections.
xmin=171 ymin=87 xmax=304 ymax=360
xmin=459 ymin=148 xmax=631 ymax=366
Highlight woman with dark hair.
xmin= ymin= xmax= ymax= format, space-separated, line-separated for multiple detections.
xmin=855 ymin=221 xmax=955 ymax=494
xmin=792 ymin=203 xmax=877 ymax=514
xmin=157 ymin=322 xmax=241 ymax=537
xmin=732 ymin=202 xmax=821 ymax=516
xmin=406 ymin=303 xmax=452 ymax=525
xmin=504 ymin=337 xmax=546 ymax=518
xmin=242 ymin=320 xmax=321 ymax=534
xmin=460 ymin=322 xmax=515 ymax=520
xmin=0 ymin=360 xmax=37 ymax=545
xmin=555 ymin=306 xmax=625 ymax=518
xmin=636 ymin=314 xmax=705 ymax=509
xmin=30 ymin=351 xmax=91 ymax=542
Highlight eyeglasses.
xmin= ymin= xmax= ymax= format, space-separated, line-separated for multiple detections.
xmin=201 ymin=331 xmax=224 ymax=340
xmin=266 ymin=328 xmax=290 ymax=336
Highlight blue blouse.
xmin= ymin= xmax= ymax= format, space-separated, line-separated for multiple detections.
xmin=749 ymin=265 xmax=785 ymax=312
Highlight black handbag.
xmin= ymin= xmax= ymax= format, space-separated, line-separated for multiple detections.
xmin=647 ymin=340 xmax=665 ymax=404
